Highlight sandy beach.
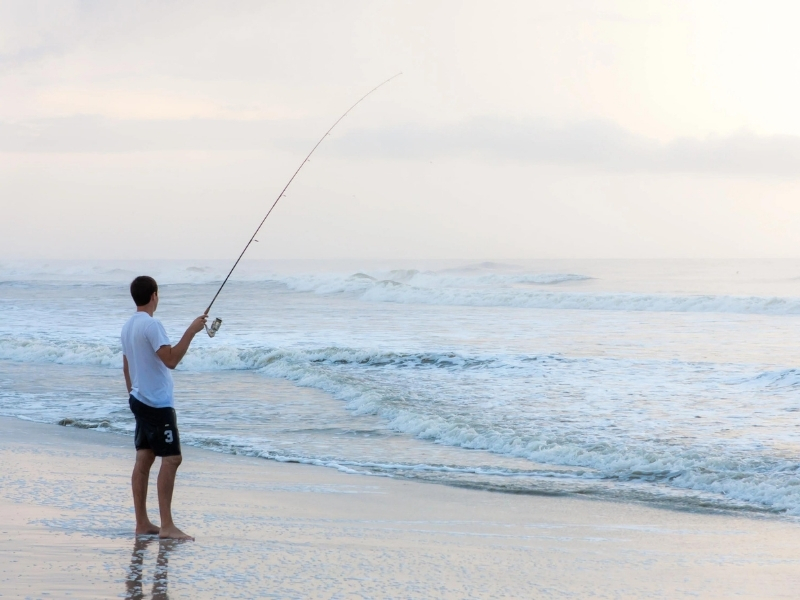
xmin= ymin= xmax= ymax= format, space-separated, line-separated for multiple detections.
xmin=0 ymin=416 xmax=798 ymax=598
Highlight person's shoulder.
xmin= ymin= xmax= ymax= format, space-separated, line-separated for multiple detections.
xmin=123 ymin=312 xmax=142 ymax=328
xmin=124 ymin=312 xmax=149 ymax=325
xmin=147 ymin=315 xmax=166 ymax=329
xmin=123 ymin=312 xmax=157 ymax=334
xmin=146 ymin=316 xmax=169 ymax=338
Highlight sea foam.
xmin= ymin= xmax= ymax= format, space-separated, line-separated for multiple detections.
xmin=4 ymin=332 xmax=800 ymax=514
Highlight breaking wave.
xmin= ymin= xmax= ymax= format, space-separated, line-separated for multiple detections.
xmin=0 ymin=337 xmax=122 ymax=367
xmin=4 ymin=334 xmax=800 ymax=514
xmin=735 ymin=368 xmax=800 ymax=388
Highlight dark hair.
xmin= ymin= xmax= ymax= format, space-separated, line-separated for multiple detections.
xmin=130 ymin=276 xmax=158 ymax=306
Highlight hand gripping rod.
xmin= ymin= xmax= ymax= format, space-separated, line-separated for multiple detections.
xmin=203 ymin=72 xmax=402 ymax=323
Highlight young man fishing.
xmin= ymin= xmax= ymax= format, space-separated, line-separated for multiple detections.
xmin=121 ymin=276 xmax=207 ymax=540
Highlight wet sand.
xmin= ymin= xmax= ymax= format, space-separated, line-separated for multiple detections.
xmin=1 ymin=416 xmax=799 ymax=598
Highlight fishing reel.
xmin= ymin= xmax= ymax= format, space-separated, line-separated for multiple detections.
xmin=205 ymin=317 xmax=222 ymax=338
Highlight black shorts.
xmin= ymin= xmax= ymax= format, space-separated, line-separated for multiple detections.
xmin=129 ymin=395 xmax=181 ymax=457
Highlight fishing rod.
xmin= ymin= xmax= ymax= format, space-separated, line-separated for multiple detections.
xmin=202 ymin=72 xmax=402 ymax=337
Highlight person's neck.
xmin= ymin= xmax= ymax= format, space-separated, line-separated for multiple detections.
xmin=137 ymin=305 xmax=155 ymax=317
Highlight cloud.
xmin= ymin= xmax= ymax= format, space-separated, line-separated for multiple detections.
xmin=330 ymin=117 xmax=800 ymax=177
xmin=0 ymin=116 xmax=294 ymax=153
xmin=3 ymin=114 xmax=800 ymax=179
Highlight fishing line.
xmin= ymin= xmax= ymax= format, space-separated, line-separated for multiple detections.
xmin=203 ymin=72 xmax=402 ymax=337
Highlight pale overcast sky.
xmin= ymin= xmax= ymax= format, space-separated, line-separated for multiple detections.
xmin=3 ymin=0 xmax=800 ymax=260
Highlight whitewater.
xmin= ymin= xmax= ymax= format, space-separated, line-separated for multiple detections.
xmin=3 ymin=258 xmax=800 ymax=516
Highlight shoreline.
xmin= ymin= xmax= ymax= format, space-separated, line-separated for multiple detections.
xmin=16 ymin=404 xmax=794 ymax=521
xmin=4 ymin=358 xmax=796 ymax=521
xmin=2 ymin=416 xmax=800 ymax=598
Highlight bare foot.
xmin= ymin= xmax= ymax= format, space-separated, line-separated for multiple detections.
xmin=135 ymin=522 xmax=160 ymax=536
xmin=159 ymin=525 xmax=194 ymax=541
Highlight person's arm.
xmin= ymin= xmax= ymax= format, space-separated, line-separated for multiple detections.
xmin=123 ymin=355 xmax=132 ymax=394
xmin=156 ymin=315 xmax=207 ymax=370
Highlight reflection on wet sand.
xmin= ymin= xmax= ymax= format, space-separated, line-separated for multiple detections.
xmin=125 ymin=537 xmax=180 ymax=600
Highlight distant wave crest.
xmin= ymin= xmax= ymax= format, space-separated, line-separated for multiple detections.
xmin=6 ymin=261 xmax=800 ymax=315
xmin=277 ymin=273 xmax=800 ymax=315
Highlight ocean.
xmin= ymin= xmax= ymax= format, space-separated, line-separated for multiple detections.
xmin=2 ymin=258 xmax=800 ymax=516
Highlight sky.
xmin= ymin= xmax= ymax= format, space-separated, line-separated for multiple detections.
xmin=3 ymin=0 xmax=800 ymax=260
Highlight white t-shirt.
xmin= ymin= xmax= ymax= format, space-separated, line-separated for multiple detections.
xmin=121 ymin=312 xmax=174 ymax=408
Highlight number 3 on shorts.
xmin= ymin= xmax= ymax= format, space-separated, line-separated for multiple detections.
xmin=164 ymin=429 xmax=174 ymax=444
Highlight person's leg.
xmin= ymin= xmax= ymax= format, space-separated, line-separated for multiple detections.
xmin=157 ymin=454 xmax=193 ymax=540
xmin=132 ymin=449 xmax=160 ymax=535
